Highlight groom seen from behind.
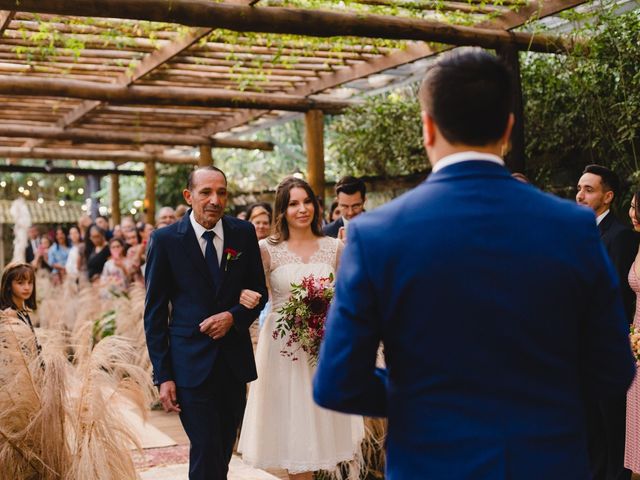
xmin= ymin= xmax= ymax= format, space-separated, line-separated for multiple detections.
xmin=144 ymin=166 xmax=267 ymax=480
xmin=314 ymin=48 xmax=636 ymax=480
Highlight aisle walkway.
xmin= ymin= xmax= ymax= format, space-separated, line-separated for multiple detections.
xmin=135 ymin=410 xmax=288 ymax=480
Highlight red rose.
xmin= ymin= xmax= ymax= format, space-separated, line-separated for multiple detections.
xmin=225 ymin=248 xmax=238 ymax=257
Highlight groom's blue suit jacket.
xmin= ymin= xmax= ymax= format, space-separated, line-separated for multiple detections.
xmin=314 ymin=160 xmax=636 ymax=480
xmin=145 ymin=213 xmax=267 ymax=388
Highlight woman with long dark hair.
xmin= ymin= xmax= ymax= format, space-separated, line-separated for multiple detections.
xmin=238 ymin=177 xmax=363 ymax=479
xmin=84 ymin=224 xmax=110 ymax=282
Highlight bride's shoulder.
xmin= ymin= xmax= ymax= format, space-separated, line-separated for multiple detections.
xmin=320 ymin=235 xmax=340 ymax=250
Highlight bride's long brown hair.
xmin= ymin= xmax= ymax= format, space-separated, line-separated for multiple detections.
xmin=268 ymin=176 xmax=323 ymax=245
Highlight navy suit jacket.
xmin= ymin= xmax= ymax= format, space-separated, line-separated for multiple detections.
xmin=314 ymin=160 xmax=636 ymax=480
xmin=598 ymin=211 xmax=638 ymax=322
xmin=322 ymin=217 xmax=344 ymax=238
xmin=144 ymin=213 xmax=267 ymax=388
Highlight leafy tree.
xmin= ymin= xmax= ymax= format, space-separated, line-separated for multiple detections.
xmin=329 ymin=89 xmax=425 ymax=177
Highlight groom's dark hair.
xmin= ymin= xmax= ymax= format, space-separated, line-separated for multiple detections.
xmin=418 ymin=48 xmax=513 ymax=146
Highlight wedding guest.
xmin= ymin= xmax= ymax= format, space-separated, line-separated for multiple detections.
xmin=112 ymin=224 xmax=124 ymax=240
xmin=236 ymin=210 xmax=248 ymax=220
xmin=48 ymin=226 xmax=70 ymax=284
xmin=123 ymin=227 xmax=144 ymax=284
xmin=77 ymin=214 xmax=93 ymax=240
xmin=329 ymin=200 xmax=341 ymax=222
xmin=0 ymin=262 xmax=41 ymax=354
xmin=156 ymin=206 xmax=177 ymax=226
xmin=95 ymin=215 xmax=113 ymax=240
xmin=100 ymin=238 xmax=130 ymax=291
xmin=31 ymin=236 xmax=52 ymax=273
xmin=314 ymin=48 xmax=636 ymax=480
xmin=626 ymin=190 xmax=640 ymax=474
xmin=238 ymin=177 xmax=364 ymax=480
xmin=85 ymin=225 xmax=110 ymax=282
xmin=120 ymin=215 xmax=136 ymax=232
xmin=175 ymin=204 xmax=189 ymax=220
xmin=246 ymin=203 xmax=273 ymax=328
xmin=247 ymin=203 xmax=272 ymax=241
xmin=25 ymin=225 xmax=41 ymax=263
xmin=577 ymin=165 xmax=638 ymax=321
xmin=323 ymin=176 xmax=366 ymax=241
xmin=577 ymin=165 xmax=638 ymax=480
xmin=65 ymin=226 xmax=84 ymax=282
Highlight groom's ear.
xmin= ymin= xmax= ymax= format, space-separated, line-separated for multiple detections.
xmin=421 ymin=111 xmax=436 ymax=149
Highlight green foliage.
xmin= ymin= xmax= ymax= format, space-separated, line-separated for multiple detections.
xmin=92 ymin=309 xmax=117 ymax=345
xmin=155 ymin=164 xmax=194 ymax=210
xmin=329 ymin=89 xmax=425 ymax=176
xmin=521 ymin=7 xmax=640 ymax=189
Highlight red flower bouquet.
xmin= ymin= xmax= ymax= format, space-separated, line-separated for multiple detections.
xmin=273 ymin=273 xmax=334 ymax=365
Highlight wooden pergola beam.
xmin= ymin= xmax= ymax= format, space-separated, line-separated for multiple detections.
xmin=205 ymin=0 xmax=585 ymax=135
xmin=0 ymin=146 xmax=197 ymax=164
xmin=0 ymin=164 xmax=144 ymax=176
xmin=0 ymin=0 xmax=575 ymax=54
xmin=0 ymin=75 xmax=354 ymax=113
xmin=0 ymin=10 xmax=14 ymax=35
xmin=0 ymin=125 xmax=274 ymax=150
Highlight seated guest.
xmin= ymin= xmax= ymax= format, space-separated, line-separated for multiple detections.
xmin=175 ymin=204 xmax=189 ymax=220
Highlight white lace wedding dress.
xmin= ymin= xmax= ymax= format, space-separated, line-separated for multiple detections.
xmin=238 ymin=236 xmax=364 ymax=474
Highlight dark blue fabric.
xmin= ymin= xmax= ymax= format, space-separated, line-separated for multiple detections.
xmin=202 ymin=230 xmax=222 ymax=291
xmin=314 ymin=160 xmax=637 ymax=480
xmin=144 ymin=213 xmax=267 ymax=388
xmin=177 ymin=356 xmax=245 ymax=480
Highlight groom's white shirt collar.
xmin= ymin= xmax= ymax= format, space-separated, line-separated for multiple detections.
xmin=431 ymin=151 xmax=504 ymax=174
xmin=190 ymin=211 xmax=224 ymax=264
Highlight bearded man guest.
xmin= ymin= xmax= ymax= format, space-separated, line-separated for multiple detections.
xmin=576 ymin=164 xmax=639 ymax=480
xmin=144 ymin=166 xmax=267 ymax=480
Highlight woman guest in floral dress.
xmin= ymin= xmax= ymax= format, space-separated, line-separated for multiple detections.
xmin=626 ymin=190 xmax=640 ymax=472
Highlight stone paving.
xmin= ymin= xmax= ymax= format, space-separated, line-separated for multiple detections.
xmin=138 ymin=456 xmax=279 ymax=480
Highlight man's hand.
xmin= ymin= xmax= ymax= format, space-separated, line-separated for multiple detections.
xmin=158 ymin=380 xmax=181 ymax=413
xmin=199 ymin=311 xmax=234 ymax=340
xmin=239 ymin=289 xmax=262 ymax=309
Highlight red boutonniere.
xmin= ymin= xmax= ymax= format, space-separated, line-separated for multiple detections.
xmin=224 ymin=248 xmax=242 ymax=271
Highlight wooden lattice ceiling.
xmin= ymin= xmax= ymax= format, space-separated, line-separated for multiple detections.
xmin=0 ymin=0 xmax=587 ymax=164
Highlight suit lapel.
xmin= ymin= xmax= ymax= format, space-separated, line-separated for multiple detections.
xmin=218 ymin=216 xmax=237 ymax=293
xmin=598 ymin=211 xmax=613 ymax=239
xmin=177 ymin=213 xmax=216 ymax=291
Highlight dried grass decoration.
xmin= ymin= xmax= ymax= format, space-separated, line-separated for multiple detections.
xmin=0 ymin=307 xmax=155 ymax=480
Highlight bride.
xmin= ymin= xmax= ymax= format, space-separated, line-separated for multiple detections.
xmin=238 ymin=176 xmax=364 ymax=480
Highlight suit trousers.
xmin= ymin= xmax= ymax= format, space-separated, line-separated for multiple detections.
xmin=585 ymin=394 xmax=631 ymax=480
xmin=177 ymin=354 xmax=246 ymax=480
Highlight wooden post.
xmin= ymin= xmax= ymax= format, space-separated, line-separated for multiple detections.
xmin=305 ymin=109 xmax=325 ymax=199
xmin=110 ymin=173 xmax=121 ymax=226
xmin=86 ymin=174 xmax=101 ymax=220
xmin=199 ymin=145 xmax=213 ymax=167
xmin=497 ymin=44 xmax=525 ymax=174
xmin=144 ymin=161 xmax=157 ymax=225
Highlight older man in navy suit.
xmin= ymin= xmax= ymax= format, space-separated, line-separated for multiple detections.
xmin=314 ymin=48 xmax=636 ymax=479
xmin=145 ymin=166 xmax=267 ymax=480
